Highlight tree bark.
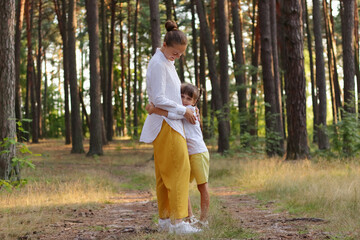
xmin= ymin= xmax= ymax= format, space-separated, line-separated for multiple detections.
xmin=341 ymin=0 xmax=355 ymax=114
xmin=313 ymin=0 xmax=329 ymax=149
xmin=149 ymin=0 xmax=161 ymax=55
xmin=259 ymin=0 xmax=284 ymax=156
xmin=85 ymin=0 xmax=103 ymax=156
xmin=133 ymin=0 xmax=139 ymax=137
xmin=196 ymin=0 xmax=229 ymax=153
xmin=126 ymin=0 xmax=132 ymax=136
xmin=100 ymin=0 xmax=108 ymax=140
xmin=68 ymin=0 xmax=84 ymax=153
xmin=304 ymin=0 xmax=318 ymax=140
xmin=0 ymin=1 xmax=16 ymax=180
xmin=282 ymin=0 xmax=310 ymax=160
xmin=53 ymin=0 xmax=71 ymax=144
xmin=106 ymin=0 xmax=116 ymax=141
xmin=249 ymin=1 xmax=260 ymax=137
xmin=15 ymin=0 xmax=25 ymax=142
xmin=119 ymin=2 xmax=126 ymax=136
xmin=36 ymin=0 xmax=42 ymax=139
xmin=231 ymin=0 xmax=247 ymax=135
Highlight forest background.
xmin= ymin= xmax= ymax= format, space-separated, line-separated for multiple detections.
xmin=1 ymin=0 xmax=360 ymax=239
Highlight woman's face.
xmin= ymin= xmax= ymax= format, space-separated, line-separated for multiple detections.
xmin=161 ymin=43 xmax=187 ymax=61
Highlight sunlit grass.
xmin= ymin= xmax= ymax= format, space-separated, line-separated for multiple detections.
xmin=212 ymin=155 xmax=360 ymax=237
xmin=1 ymin=138 xmax=360 ymax=239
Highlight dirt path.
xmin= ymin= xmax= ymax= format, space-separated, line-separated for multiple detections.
xmin=27 ymin=188 xmax=332 ymax=240
xmin=213 ymin=187 xmax=331 ymax=240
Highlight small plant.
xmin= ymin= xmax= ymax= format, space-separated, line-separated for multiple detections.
xmin=0 ymin=120 xmax=38 ymax=191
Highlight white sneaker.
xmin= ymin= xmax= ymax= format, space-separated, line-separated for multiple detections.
xmin=169 ymin=221 xmax=202 ymax=234
xmin=158 ymin=218 xmax=170 ymax=232
xmin=184 ymin=215 xmax=199 ymax=225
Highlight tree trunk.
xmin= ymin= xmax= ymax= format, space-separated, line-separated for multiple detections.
xmin=15 ymin=0 xmax=25 ymax=142
xmin=270 ymin=0 xmax=285 ymax=154
xmin=53 ymin=0 xmax=71 ymax=144
xmin=100 ymin=0 xmax=108 ymax=139
xmin=354 ymin=1 xmax=360 ymax=118
xmin=126 ymin=0 xmax=132 ymax=136
xmin=36 ymin=0 xmax=42 ymax=139
xmin=133 ymin=0 xmax=139 ymax=137
xmin=199 ymin=33 xmax=210 ymax=139
xmin=342 ymin=1 xmax=355 ymax=114
xmin=195 ymin=0 xmax=229 ymax=153
xmin=313 ymin=0 xmax=329 ymax=149
xmin=191 ymin=0 xmax=199 ymax=88
xmin=149 ymin=0 xmax=161 ymax=55
xmin=119 ymin=2 xmax=126 ymax=136
xmin=231 ymin=0 xmax=247 ymax=135
xmin=249 ymin=1 xmax=260 ymax=137
xmin=304 ymin=0 xmax=318 ymax=140
xmin=217 ymin=0 xmax=231 ymax=151
xmin=259 ymin=0 xmax=283 ymax=156
xmin=68 ymin=0 xmax=84 ymax=153
xmin=106 ymin=0 xmax=116 ymax=141
xmin=165 ymin=0 xmax=173 ymax=20
xmin=0 ymin=1 xmax=16 ymax=180
xmin=282 ymin=0 xmax=310 ymax=160
xmin=85 ymin=0 xmax=103 ymax=156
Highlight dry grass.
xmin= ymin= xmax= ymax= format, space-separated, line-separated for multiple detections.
xmin=1 ymin=139 xmax=360 ymax=239
xmin=0 ymin=138 xmax=155 ymax=239
xmin=211 ymin=155 xmax=360 ymax=237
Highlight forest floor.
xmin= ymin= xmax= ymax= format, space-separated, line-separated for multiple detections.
xmin=7 ymin=139 xmax=338 ymax=240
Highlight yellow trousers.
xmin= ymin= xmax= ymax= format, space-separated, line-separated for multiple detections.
xmin=153 ymin=121 xmax=190 ymax=220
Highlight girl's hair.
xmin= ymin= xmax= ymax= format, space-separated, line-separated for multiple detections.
xmin=164 ymin=20 xmax=187 ymax=47
xmin=181 ymin=83 xmax=201 ymax=105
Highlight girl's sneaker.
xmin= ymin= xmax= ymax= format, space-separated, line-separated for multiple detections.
xmin=184 ymin=215 xmax=199 ymax=225
xmin=157 ymin=218 xmax=170 ymax=232
xmin=198 ymin=220 xmax=209 ymax=228
xmin=169 ymin=221 xmax=202 ymax=234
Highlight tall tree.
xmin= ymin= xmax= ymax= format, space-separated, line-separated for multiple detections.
xmin=119 ymin=2 xmax=126 ymax=136
xmin=196 ymin=0 xmax=229 ymax=153
xmin=53 ymin=0 xmax=71 ymax=144
xmin=133 ymin=0 xmax=139 ymax=137
xmin=126 ymin=0 xmax=132 ymax=136
xmin=149 ymin=0 xmax=161 ymax=55
xmin=15 ymin=0 xmax=25 ymax=142
xmin=341 ymin=0 xmax=355 ymax=114
xmin=36 ymin=0 xmax=43 ymax=139
xmin=191 ymin=0 xmax=199 ymax=88
xmin=85 ymin=0 xmax=103 ymax=156
xmin=282 ymin=0 xmax=309 ymax=160
xmin=304 ymin=0 xmax=318 ymax=140
xmin=100 ymin=0 xmax=108 ymax=139
xmin=0 ymin=1 xmax=16 ymax=180
xmin=231 ymin=0 xmax=247 ymax=135
xmin=259 ymin=0 xmax=283 ymax=156
xmin=313 ymin=0 xmax=329 ymax=149
xmin=106 ymin=0 xmax=116 ymax=141
xmin=217 ymin=0 xmax=230 ymax=147
xmin=249 ymin=1 xmax=260 ymax=137
xmin=68 ymin=0 xmax=84 ymax=153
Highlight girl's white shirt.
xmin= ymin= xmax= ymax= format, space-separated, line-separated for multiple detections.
xmin=168 ymin=105 xmax=208 ymax=155
xmin=140 ymin=48 xmax=187 ymax=143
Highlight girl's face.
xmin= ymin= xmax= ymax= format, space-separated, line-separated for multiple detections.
xmin=181 ymin=93 xmax=196 ymax=106
xmin=161 ymin=43 xmax=187 ymax=61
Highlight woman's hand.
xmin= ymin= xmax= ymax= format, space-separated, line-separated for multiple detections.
xmin=184 ymin=107 xmax=196 ymax=124
xmin=146 ymin=102 xmax=155 ymax=114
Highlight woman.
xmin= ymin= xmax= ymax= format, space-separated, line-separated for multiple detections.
xmin=140 ymin=20 xmax=201 ymax=234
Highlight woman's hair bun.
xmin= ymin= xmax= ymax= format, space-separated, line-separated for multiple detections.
xmin=165 ymin=20 xmax=178 ymax=32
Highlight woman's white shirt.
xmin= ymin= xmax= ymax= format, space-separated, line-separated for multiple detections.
xmin=140 ymin=48 xmax=187 ymax=143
